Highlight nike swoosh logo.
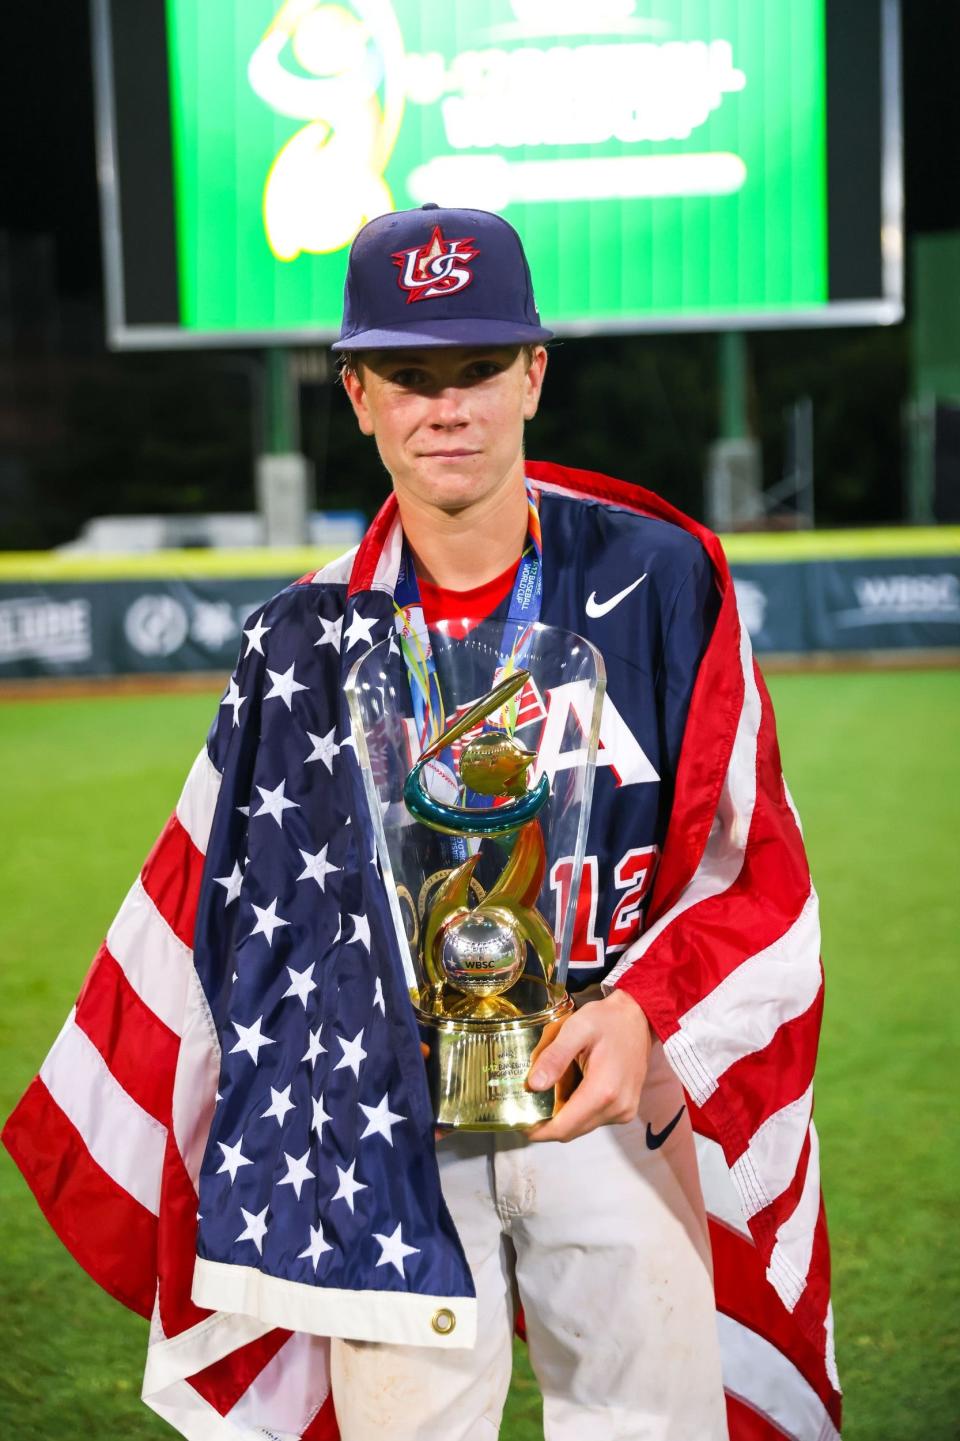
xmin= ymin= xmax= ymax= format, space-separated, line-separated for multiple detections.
xmin=645 ymin=1105 xmax=686 ymax=1150
xmin=585 ymin=574 xmax=648 ymax=618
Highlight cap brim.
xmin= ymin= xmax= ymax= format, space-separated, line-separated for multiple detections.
xmin=331 ymin=317 xmax=554 ymax=352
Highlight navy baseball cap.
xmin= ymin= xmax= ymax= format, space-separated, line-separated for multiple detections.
xmin=332 ymin=204 xmax=554 ymax=351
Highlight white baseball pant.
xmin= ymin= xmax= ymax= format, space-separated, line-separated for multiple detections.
xmin=331 ymin=1042 xmax=728 ymax=1440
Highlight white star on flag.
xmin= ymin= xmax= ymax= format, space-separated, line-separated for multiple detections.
xmin=343 ymin=610 xmax=378 ymax=651
xmin=302 ymin=1027 xmax=326 ymax=1067
xmin=220 ymin=678 xmax=246 ymax=727
xmin=347 ymin=913 xmax=371 ymax=951
xmin=261 ymin=1084 xmax=296 ymax=1126
xmin=315 ymin=614 xmax=343 ymax=652
xmin=216 ymin=1136 xmax=252 ymax=1183
xmin=250 ymin=898 xmax=290 ymax=946
xmin=311 ymin=1093 xmax=332 ymax=1140
xmin=304 ymin=727 xmax=339 ymax=773
xmin=297 ymin=845 xmax=340 ymax=892
xmin=253 ymin=779 xmax=300 ymax=828
xmin=229 ymin=1016 xmax=275 ymax=1065
xmin=277 ymin=1149 xmax=315 ymax=1201
xmin=243 ymin=614 xmax=270 ymax=657
xmin=373 ymin=1223 xmax=419 ymax=1278
xmin=264 ymin=662 xmax=309 ymax=711
xmin=334 ymin=1029 xmax=367 ymax=1080
xmin=214 ymin=861 xmax=244 ymax=906
xmin=282 ymin=962 xmax=317 ymax=1008
xmin=373 ymin=976 xmax=385 ymax=1014
xmin=298 ymin=1221 xmax=333 ymax=1272
xmin=387 ymin=632 xmax=401 ymax=657
xmin=332 ymin=1160 xmax=367 ymax=1214
xmin=359 ymin=1093 xmax=405 ymax=1145
xmin=236 ymin=1205 xmax=269 ymax=1254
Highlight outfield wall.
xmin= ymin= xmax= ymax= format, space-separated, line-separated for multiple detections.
xmin=1 ymin=530 xmax=958 ymax=680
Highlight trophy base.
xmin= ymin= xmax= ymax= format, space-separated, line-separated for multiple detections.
xmin=416 ymin=982 xmax=574 ymax=1131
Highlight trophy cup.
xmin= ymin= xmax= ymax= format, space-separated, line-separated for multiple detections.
xmin=345 ymin=620 xmax=605 ymax=1129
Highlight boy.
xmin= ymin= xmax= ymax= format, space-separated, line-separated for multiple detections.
xmin=5 ymin=206 xmax=840 ymax=1441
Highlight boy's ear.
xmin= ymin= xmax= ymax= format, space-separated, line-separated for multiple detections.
xmin=522 ymin=345 xmax=548 ymax=422
xmin=341 ymin=365 xmax=375 ymax=437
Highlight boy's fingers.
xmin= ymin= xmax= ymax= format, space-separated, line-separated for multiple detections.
xmin=527 ymin=1010 xmax=594 ymax=1091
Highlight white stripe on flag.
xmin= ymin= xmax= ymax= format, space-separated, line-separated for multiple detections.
xmin=694 ymin=1132 xmax=751 ymax=1239
xmin=371 ymin=509 xmax=404 ymax=593
xmin=143 ymin=1376 xmax=253 ymax=1441
xmin=107 ymin=876 xmax=192 ymax=1037
xmin=40 ymin=1009 xmax=166 ymax=1216
xmin=226 ymin=1332 xmax=332 ymax=1437
xmin=311 ymin=544 xmax=359 ymax=586
xmin=718 ymin=1311 xmax=839 ymax=1441
xmin=731 ymin=1085 xmax=814 ymax=1221
xmin=671 ymin=887 xmax=822 ymax=1087
xmin=825 ymin=1301 xmax=841 ymax=1394
xmin=142 ymin=1307 xmax=274 ymax=1403
xmin=605 ymin=613 xmax=762 ymax=1002
xmin=172 ymin=967 xmax=222 ymax=1190
xmin=767 ymin=1123 xmax=822 ymax=1311
xmin=175 ymin=746 xmax=222 ymax=854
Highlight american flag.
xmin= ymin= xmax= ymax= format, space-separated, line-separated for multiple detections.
xmin=4 ymin=462 xmax=841 ymax=1439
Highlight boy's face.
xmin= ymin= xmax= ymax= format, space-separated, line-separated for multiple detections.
xmin=342 ymin=345 xmax=547 ymax=516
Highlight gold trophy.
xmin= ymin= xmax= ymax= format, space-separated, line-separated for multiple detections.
xmin=346 ymin=620 xmax=604 ymax=1129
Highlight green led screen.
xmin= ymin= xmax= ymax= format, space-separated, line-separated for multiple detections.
xmin=98 ymin=1 xmax=900 ymax=343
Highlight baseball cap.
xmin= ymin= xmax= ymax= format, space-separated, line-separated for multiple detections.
xmin=332 ymin=203 xmax=554 ymax=351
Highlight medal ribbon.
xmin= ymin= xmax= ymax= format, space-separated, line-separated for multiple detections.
xmin=393 ymin=481 xmax=542 ymax=758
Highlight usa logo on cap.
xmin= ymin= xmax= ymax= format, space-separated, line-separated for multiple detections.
xmin=392 ymin=225 xmax=480 ymax=304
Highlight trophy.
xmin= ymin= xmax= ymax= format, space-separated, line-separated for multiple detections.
xmin=346 ymin=620 xmax=604 ymax=1129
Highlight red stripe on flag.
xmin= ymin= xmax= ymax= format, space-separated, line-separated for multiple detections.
xmin=186 ymin=1330 xmax=292 ymax=1417
xmin=748 ymin=1124 xmax=814 ymax=1261
xmin=624 ymin=699 xmax=811 ymax=1042
xmin=651 ymin=590 xmax=745 ymax=912
xmin=710 ymin=1221 xmax=841 ymax=1425
xmin=725 ymin=1391 xmax=793 ymax=1441
xmin=2 ymin=1077 xmax=157 ymax=1318
xmin=74 ymin=945 xmax=179 ymax=1126
xmin=348 ymin=492 xmax=401 ymax=596
xmin=702 ymin=987 xmax=824 ymax=1145
xmin=141 ymin=813 xmax=205 ymax=949
xmin=302 ymin=1394 xmax=340 ymax=1441
xmin=792 ymin=1200 xmax=834 ymax=1360
xmin=157 ymin=1131 xmax=213 ymax=1339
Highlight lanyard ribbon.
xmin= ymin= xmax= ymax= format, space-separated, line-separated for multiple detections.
xmin=393 ymin=482 xmax=542 ymax=756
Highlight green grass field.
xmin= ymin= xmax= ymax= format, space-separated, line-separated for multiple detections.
xmin=1 ymin=671 xmax=957 ymax=1440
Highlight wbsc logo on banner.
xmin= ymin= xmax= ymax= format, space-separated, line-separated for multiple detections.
xmin=123 ymin=593 xmax=267 ymax=659
xmin=835 ymin=573 xmax=960 ymax=628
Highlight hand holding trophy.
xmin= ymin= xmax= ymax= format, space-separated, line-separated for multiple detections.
xmin=347 ymin=619 xmax=604 ymax=1129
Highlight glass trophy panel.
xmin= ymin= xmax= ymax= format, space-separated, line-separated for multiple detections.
xmin=345 ymin=619 xmax=605 ymax=1001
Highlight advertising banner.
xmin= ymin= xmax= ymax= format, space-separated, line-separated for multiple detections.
xmin=0 ymin=580 xmax=284 ymax=679
xmin=1 ymin=554 xmax=958 ymax=681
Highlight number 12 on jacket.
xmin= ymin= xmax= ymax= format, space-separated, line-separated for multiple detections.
xmin=549 ymin=846 xmax=659 ymax=969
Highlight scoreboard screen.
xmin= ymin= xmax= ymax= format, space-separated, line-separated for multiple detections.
xmin=93 ymin=0 xmax=903 ymax=346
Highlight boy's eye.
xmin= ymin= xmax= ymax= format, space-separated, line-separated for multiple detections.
xmin=464 ymin=361 xmax=501 ymax=381
xmin=388 ymin=368 xmax=428 ymax=388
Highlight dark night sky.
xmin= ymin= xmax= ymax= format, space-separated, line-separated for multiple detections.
xmin=1 ymin=2 xmax=957 ymax=304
